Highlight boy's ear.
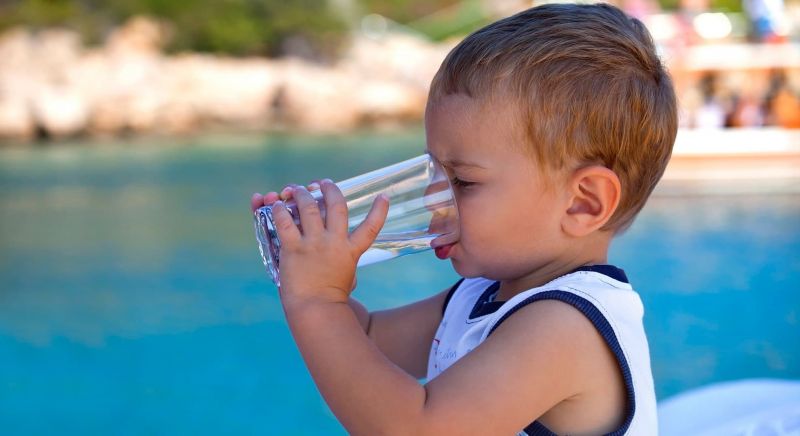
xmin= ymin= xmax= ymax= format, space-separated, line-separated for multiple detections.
xmin=561 ymin=166 xmax=621 ymax=237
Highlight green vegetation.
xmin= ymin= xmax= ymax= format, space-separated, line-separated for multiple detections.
xmin=657 ymin=0 xmax=742 ymax=13
xmin=359 ymin=0 xmax=492 ymax=40
xmin=0 ymin=0 xmax=349 ymax=58
xmin=0 ymin=0 xmax=495 ymax=57
xmin=0 ymin=0 xmax=744 ymax=58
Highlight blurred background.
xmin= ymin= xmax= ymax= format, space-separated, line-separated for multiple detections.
xmin=0 ymin=0 xmax=798 ymax=434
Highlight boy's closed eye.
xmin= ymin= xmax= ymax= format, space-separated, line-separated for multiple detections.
xmin=450 ymin=177 xmax=475 ymax=189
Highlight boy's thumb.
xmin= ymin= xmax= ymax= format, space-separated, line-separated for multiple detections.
xmin=350 ymin=194 xmax=389 ymax=254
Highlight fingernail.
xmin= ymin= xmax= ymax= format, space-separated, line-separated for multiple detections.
xmin=308 ymin=183 xmax=320 ymax=190
xmin=274 ymin=201 xmax=284 ymax=209
xmin=322 ymin=178 xmax=334 ymax=184
xmin=252 ymin=192 xmax=261 ymax=198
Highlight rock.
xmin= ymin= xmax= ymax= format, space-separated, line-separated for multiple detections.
xmin=31 ymin=86 xmax=88 ymax=138
xmin=161 ymin=55 xmax=280 ymax=127
xmin=127 ymin=88 xmax=163 ymax=132
xmin=0 ymin=18 xmax=456 ymax=141
xmin=71 ymin=48 xmax=164 ymax=135
xmin=0 ymin=94 xmax=34 ymax=140
xmin=88 ymin=98 xmax=129 ymax=135
xmin=356 ymin=79 xmax=426 ymax=122
xmin=35 ymin=29 xmax=82 ymax=72
xmin=106 ymin=16 xmax=167 ymax=57
xmin=157 ymin=101 xmax=198 ymax=134
xmin=343 ymin=33 xmax=453 ymax=90
xmin=278 ymin=59 xmax=362 ymax=132
xmin=0 ymin=28 xmax=34 ymax=70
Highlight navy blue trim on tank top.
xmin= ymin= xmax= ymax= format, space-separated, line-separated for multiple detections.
xmin=441 ymin=278 xmax=465 ymax=316
xmin=468 ymin=281 xmax=503 ymax=319
xmin=488 ymin=291 xmax=636 ymax=436
xmin=571 ymin=264 xmax=629 ymax=283
xmin=459 ymin=264 xmax=628 ymax=321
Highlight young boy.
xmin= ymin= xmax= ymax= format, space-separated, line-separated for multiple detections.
xmin=250 ymin=3 xmax=677 ymax=434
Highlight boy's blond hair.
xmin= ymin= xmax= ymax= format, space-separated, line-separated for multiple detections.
xmin=428 ymin=3 xmax=678 ymax=232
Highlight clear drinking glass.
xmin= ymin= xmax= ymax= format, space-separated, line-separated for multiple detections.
xmin=254 ymin=154 xmax=459 ymax=286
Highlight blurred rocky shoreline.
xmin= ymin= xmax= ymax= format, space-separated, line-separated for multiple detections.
xmin=3 ymin=15 xmax=799 ymax=144
xmin=0 ymin=17 xmax=454 ymax=142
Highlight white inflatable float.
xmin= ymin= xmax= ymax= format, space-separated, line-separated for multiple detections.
xmin=658 ymin=379 xmax=800 ymax=435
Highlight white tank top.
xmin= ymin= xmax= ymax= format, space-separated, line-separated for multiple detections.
xmin=426 ymin=265 xmax=657 ymax=435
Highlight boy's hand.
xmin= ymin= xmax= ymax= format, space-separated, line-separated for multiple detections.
xmin=251 ymin=181 xmax=389 ymax=308
xmin=250 ymin=181 xmax=310 ymax=213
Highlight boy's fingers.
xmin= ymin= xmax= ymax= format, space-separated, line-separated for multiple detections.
xmin=262 ymin=192 xmax=280 ymax=207
xmin=271 ymin=201 xmax=301 ymax=247
xmin=307 ymin=180 xmax=322 ymax=192
xmin=293 ymin=187 xmax=324 ymax=236
xmin=280 ymin=184 xmax=300 ymax=201
xmin=251 ymin=193 xmax=264 ymax=213
xmin=350 ymin=194 xmax=389 ymax=254
xmin=320 ymin=180 xmax=348 ymax=235
xmin=251 ymin=192 xmax=282 ymax=213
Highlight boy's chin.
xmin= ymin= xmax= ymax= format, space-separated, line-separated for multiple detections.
xmin=450 ymin=259 xmax=483 ymax=279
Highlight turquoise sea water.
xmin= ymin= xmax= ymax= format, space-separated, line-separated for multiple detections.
xmin=1 ymin=131 xmax=798 ymax=434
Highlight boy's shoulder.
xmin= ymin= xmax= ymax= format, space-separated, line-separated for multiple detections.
xmin=429 ymin=265 xmax=657 ymax=434
xmin=431 ymin=278 xmax=641 ymax=435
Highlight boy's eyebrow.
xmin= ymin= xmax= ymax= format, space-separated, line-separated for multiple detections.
xmin=425 ymin=150 xmax=486 ymax=169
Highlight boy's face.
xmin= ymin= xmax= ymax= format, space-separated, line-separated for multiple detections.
xmin=425 ymin=94 xmax=572 ymax=281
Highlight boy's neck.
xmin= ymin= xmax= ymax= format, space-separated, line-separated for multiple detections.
xmin=496 ymin=238 xmax=611 ymax=302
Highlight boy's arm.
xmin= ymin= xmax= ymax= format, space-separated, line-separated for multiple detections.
xmin=286 ymin=294 xmax=612 ymax=435
xmin=348 ymin=288 xmax=451 ymax=379
xmin=270 ymin=184 xmax=620 ymax=434
xmin=348 ymin=298 xmax=370 ymax=331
